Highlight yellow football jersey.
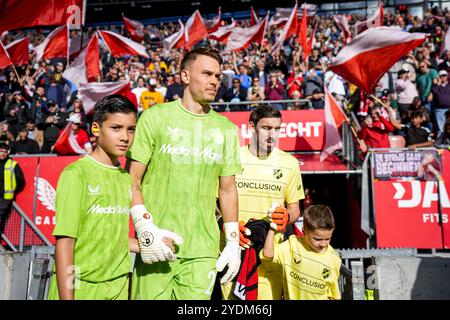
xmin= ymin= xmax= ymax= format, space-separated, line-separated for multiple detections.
xmin=268 ymin=235 xmax=342 ymax=300
xmin=237 ymin=146 xmax=305 ymax=240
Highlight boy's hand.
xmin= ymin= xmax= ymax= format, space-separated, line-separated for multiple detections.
xmin=238 ymin=221 xmax=252 ymax=249
xmin=268 ymin=205 xmax=290 ymax=232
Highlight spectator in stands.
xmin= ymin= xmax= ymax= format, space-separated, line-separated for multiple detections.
xmin=286 ymin=65 xmax=304 ymax=99
xmin=165 ymin=73 xmax=183 ymax=101
xmin=265 ymin=53 xmax=289 ymax=80
xmin=301 ymin=63 xmax=324 ymax=99
xmin=45 ymin=75 xmax=66 ymax=111
xmin=0 ymin=121 xmax=14 ymax=145
xmin=247 ymin=76 xmax=265 ymax=109
xmin=262 ymin=204 xmax=341 ymax=300
xmin=417 ymin=60 xmax=438 ymax=114
xmin=225 ymin=78 xmax=248 ymax=112
xmin=39 ymin=100 xmax=68 ymax=154
xmin=6 ymin=91 xmax=28 ymax=137
xmin=31 ymin=86 xmax=47 ymax=125
xmin=429 ymin=69 xmax=450 ymax=136
xmin=308 ymin=89 xmax=325 ymax=109
xmin=234 ymin=64 xmax=252 ymax=90
xmin=0 ymin=143 xmax=25 ymax=242
xmin=265 ymin=72 xmax=285 ymax=110
xmin=251 ymin=59 xmax=267 ymax=89
xmin=357 ymin=104 xmax=395 ymax=150
xmin=10 ymin=127 xmax=40 ymax=154
xmin=132 ymin=76 xmax=148 ymax=112
xmin=154 ymin=77 xmax=167 ymax=98
xmin=25 ymin=119 xmax=43 ymax=149
xmin=395 ymin=69 xmax=419 ymax=122
xmin=435 ymin=120 xmax=450 ymax=149
xmin=387 ymin=107 xmax=434 ymax=150
xmin=141 ymin=78 xmax=164 ymax=111
xmin=54 ymin=114 xmax=92 ymax=155
xmin=408 ymin=96 xmax=432 ymax=130
xmin=53 ymin=62 xmax=66 ymax=86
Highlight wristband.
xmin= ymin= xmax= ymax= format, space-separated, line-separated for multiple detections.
xmin=131 ymin=204 xmax=153 ymax=224
xmin=223 ymin=222 xmax=239 ymax=243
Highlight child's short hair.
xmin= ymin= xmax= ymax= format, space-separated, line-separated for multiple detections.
xmin=411 ymin=110 xmax=423 ymax=119
xmin=303 ymin=205 xmax=335 ymax=231
xmin=93 ymin=94 xmax=137 ymax=126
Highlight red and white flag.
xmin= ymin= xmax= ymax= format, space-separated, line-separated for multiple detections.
xmin=250 ymin=6 xmax=259 ymax=26
xmin=334 ymin=15 xmax=352 ymax=44
xmin=122 ymin=14 xmax=145 ymax=42
xmin=184 ymin=10 xmax=208 ymax=50
xmin=0 ymin=0 xmax=86 ymax=33
xmin=328 ymin=27 xmax=427 ymax=93
xmin=34 ymin=24 xmax=69 ymax=62
xmin=0 ymin=41 xmax=13 ymax=70
xmin=353 ymin=1 xmax=384 ymax=36
xmin=297 ymin=4 xmax=308 ymax=52
xmin=78 ymin=81 xmax=136 ymax=114
xmin=163 ymin=20 xmax=185 ymax=51
xmin=98 ymin=30 xmax=149 ymax=58
xmin=320 ymin=86 xmax=344 ymax=162
xmin=5 ymin=37 xmax=30 ymax=66
xmin=303 ymin=21 xmax=318 ymax=61
xmin=440 ymin=27 xmax=450 ymax=57
xmin=63 ymin=33 xmax=101 ymax=88
xmin=209 ymin=19 xmax=236 ymax=44
xmin=206 ymin=7 xmax=222 ymax=33
xmin=225 ymin=15 xmax=268 ymax=52
xmin=53 ymin=124 xmax=87 ymax=155
xmin=271 ymin=2 xmax=298 ymax=54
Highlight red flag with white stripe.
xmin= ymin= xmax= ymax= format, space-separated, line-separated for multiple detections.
xmin=122 ymin=15 xmax=145 ymax=42
xmin=328 ymin=27 xmax=427 ymax=93
xmin=297 ymin=4 xmax=308 ymax=51
xmin=53 ymin=123 xmax=88 ymax=155
xmin=271 ymin=2 xmax=298 ymax=54
xmin=250 ymin=6 xmax=259 ymax=26
xmin=0 ymin=0 xmax=86 ymax=34
xmin=209 ymin=19 xmax=236 ymax=44
xmin=34 ymin=24 xmax=69 ymax=62
xmin=184 ymin=10 xmax=208 ymax=50
xmin=225 ymin=15 xmax=268 ymax=52
xmin=334 ymin=15 xmax=352 ymax=44
xmin=206 ymin=7 xmax=222 ymax=33
xmin=98 ymin=30 xmax=149 ymax=58
xmin=78 ymin=81 xmax=136 ymax=114
xmin=353 ymin=1 xmax=384 ymax=36
xmin=5 ymin=37 xmax=29 ymax=66
xmin=63 ymin=33 xmax=101 ymax=88
xmin=320 ymin=85 xmax=343 ymax=162
xmin=163 ymin=20 xmax=185 ymax=51
xmin=0 ymin=41 xmax=13 ymax=69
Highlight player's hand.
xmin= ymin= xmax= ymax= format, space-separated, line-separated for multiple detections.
xmin=216 ymin=222 xmax=241 ymax=284
xmin=238 ymin=220 xmax=252 ymax=249
xmin=267 ymin=205 xmax=290 ymax=232
xmin=131 ymin=205 xmax=183 ymax=264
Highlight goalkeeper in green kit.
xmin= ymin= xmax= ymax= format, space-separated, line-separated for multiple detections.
xmin=126 ymin=47 xmax=243 ymax=300
xmin=48 ymin=95 xmax=139 ymax=300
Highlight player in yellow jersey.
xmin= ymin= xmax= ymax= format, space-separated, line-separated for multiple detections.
xmin=262 ymin=204 xmax=341 ymax=300
xmin=221 ymin=105 xmax=305 ymax=300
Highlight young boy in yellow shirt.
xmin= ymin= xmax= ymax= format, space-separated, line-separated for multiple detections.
xmin=263 ymin=204 xmax=342 ymax=300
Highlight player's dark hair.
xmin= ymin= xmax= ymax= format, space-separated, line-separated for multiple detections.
xmin=249 ymin=105 xmax=282 ymax=127
xmin=92 ymin=94 xmax=137 ymax=126
xmin=180 ymin=47 xmax=223 ymax=71
xmin=303 ymin=205 xmax=335 ymax=231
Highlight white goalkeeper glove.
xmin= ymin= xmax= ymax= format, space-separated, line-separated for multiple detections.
xmin=216 ymin=222 xmax=241 ymax=284
xmin=131 ymin=205 xmax=183 ymax=264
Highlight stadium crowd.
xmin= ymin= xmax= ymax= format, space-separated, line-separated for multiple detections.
xmin=1 ymin=5 xmax=450 ymax=155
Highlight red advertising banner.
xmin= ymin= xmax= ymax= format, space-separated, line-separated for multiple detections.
xmin=220 ymin=110 xmax=325 ymax=151
xmin=374 ymin=149 xmax=450 ymax=249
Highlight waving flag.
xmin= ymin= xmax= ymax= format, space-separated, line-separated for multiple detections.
xmin=98 ymin=30 xmax=149 ymax=58
xmin=329 ymin=27 xmax=427 ymax=93
xmin=78 ymin=81 xmax=136 ymax=114
xmin=206 ymin=7 xmax=222 ymax=33
xmin=0 ymin=0 xmax=86 ymax=33
xmin=320 ymin=85 xmax=344 ymax=162
xmin=184 ymin=10 xmax=208 ymax=49
xmin=271 ymin=2 xmax=298 ymax=54
xmin=163 ymin=20 xmax=185 ymax=50
xmin=63 ymin=33 xmax=100 ymax=88
xmin=122 ymin=14 xmax=145 ymax=42
xmin=334 ymin=15 xmax=352 ymax=44
xmin=209 ymin=19 xmax=236 ymax=44
xmin=0 ymin=41 xmax=13 ymax=70
xmin=226 ymin=15 xmax=268 ymax=52
xmin=34 ymin=24 xmax=69 ymax=62
xmin=297 ymin=4 xmax=308 ymax=51
xmin=5 ymin=37 xmax=29 ymax=66
xmin=53 ymin=124 xmax=87 ymax=155
xmin=250 ymin=6 xmax=259 ymax=26
xmin=353 ymin=1 xmax=384 ymax=36
xmin=303 ymin=21 xmax=318 ymax=61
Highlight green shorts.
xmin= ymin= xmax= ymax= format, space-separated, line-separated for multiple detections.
xmin=47 ymin=273 xmax=129 ymax=300
xmin=131 ymin=256 xmax=217 ymax=300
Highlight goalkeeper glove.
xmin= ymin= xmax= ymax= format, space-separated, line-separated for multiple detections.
xmin=267 ymin=204 xmax=290 ymax=232
xmin=131 ymin=204 xmax=183 ymax=264
xmin=216 ymin=222 xmax=241 ymax=284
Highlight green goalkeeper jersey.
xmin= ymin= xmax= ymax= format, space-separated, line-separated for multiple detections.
xmin=52 ymin=155 xmax=132 ymax=283
xmin=127 ymin=99 xmax=242 ymax=258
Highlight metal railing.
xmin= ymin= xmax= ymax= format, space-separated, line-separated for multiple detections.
xmin=210 ymin=99 xmax=313 ymax=112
